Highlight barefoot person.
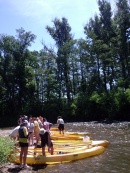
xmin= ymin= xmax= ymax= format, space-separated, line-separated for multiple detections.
xmin=18 ymin=120 xmax=29 ymax=169
xmin=39 ymin=128 xmax=54 ymax=156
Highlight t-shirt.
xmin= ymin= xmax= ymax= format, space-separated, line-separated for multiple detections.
xmin=28 ymin=122 xmax=34 ymax=133
xmin=43 ymin=121 xmax=50 ymax=131
xmin=57 ymin=118 xmax=64 ymax=124
xmin=9 ymin=126 xmax=20 ymax=138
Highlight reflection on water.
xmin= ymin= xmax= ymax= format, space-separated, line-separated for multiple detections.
xmin=41 ymin=122 xmax=130 ymax=173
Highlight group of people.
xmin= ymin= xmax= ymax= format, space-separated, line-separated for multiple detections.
xmin=9 ymin=115 xmax=65 ymax=169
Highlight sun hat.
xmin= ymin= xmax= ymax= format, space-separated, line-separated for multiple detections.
xmin=39 ymin=128 xmax=46 ymax=135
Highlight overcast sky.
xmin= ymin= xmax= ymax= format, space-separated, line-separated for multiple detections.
xmin=0 ymin=0 xmax=116 ymax=51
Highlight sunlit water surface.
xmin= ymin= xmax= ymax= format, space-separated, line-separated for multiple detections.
xmin=36 ymin=122 xmax=130 ymax=173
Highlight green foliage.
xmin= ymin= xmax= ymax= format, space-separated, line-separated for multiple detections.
xmin=0 ymin=136 xmax=15 ymax=165
xmin=90 ymin=92 xmax=101 ymax=103
xmin=0 ymin=0 xmax=130 ymax=124
xmin=125 ymin=89 xmax=130 ymax=102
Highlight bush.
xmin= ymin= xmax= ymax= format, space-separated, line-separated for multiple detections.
xmin=0 ymin=136 xmax=15 ymax=165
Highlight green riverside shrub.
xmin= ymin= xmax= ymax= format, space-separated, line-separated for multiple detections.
xmin=0 ymin=136 xmax=15 ymax=165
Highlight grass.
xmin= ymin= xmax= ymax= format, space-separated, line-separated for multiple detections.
xmin=0 ymin=136 xmax=16 ymax=165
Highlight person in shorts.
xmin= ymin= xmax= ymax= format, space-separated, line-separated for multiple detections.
xmin=57 ymin=116 xmax=65 ymax=134
xmin=18 ymin=120 xmax=29 ymax=169
xmin=39 ymin=128 xmax=54 ymax=156
xmin=28 ymin=118 xmax=34 ymax=146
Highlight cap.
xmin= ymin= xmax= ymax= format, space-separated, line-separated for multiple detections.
xmin=39 ymin=128 xmax=46 ymax=135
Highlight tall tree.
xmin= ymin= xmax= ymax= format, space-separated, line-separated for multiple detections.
xmin=114 ymin=0 xmax=130 ymax=88
xmin=46 ymin=17 xmax=73 ymax=102
xmin=84 ymin=0 xmax=117 ymax=92
xmin=0 ymin=28 xmax=36 ymax=115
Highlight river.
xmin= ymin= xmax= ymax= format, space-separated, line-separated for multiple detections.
xmin=40 ymin=122 xmax=130 ymax=173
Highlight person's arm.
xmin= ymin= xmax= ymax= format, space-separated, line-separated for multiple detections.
xmin=23 ymin=127 xmax=28 ymax=138
xmin=57 ymin=119 xmax=59 ymax=124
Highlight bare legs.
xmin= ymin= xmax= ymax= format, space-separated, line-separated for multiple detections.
xmin=42 ymin=147 xmax=45 ymax=156
xmin=20 ymin=147 xmax=28 ymax=166
xmin=34 ymin=132 xmax=40 ymax=147
xmin=29 ymin=132 xmax=34 ymax=146
xmin=42 ymin=146 xmax=54 ymax=156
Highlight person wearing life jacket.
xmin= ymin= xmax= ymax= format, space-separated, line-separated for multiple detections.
xmin=18 ymin=120 xmax=29 ymax=169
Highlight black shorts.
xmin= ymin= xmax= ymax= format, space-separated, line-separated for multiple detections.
xmin=41 ymin=141 xmax=53 ymax=148
xmin=19 ymin=142 xmax=28 ymax=147
xmin=58 ymin=124 xmax=64 ymax=131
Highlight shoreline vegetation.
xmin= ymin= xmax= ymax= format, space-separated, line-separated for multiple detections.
xmin=0 ymin=128 xmax=45 ymax=173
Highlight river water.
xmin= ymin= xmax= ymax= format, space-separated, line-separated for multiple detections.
xmin=40 ymin=122 xmax=130 ymax=173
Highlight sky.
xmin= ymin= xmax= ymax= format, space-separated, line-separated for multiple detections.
xmin=0 ymin=0 xmax=116 ymax=51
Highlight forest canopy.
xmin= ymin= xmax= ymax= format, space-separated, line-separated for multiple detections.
xmin=0 ymin=0 xmax=130 ymax=127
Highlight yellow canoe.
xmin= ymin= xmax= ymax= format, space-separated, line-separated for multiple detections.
xmin=50 ymin=127 xmax=59 ymax=131
xmin=50 ymin=130 xmax=90 ymax=136
xmin=9 ymin=146 xmax=105 ymax=165
xmin=50 ymin=135 xmax=83 ymax=140
xmin=66 ymin=131 xmax=90 ymax=136
xmin=52 ymin=140 xmax=109 ymax=147
xmin=34 ymin=139 xmax=109 ymax=149
xmin=50 ymin=130 xmax=92 ymax=140
xmin=92 ymin=140 xmax=109 ymax=147
xmin=15 ymin=145 xmax=89 ymax=155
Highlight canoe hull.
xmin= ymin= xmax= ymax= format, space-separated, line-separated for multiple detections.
xmin=51 ymin=135 xmax=83 ymax=140
xmin=52 ymin=140 xmax=109 ymax=147
xmin=9 ymin=146 xmax=105 ymax=165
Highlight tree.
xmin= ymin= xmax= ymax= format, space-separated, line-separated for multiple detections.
xmin=46 ymin=17 xmax=73 ymax=102
xmin=0 ymin=28 xmax=36 ymax=116
xmin=114 ymin=0 xmax=130 ymax=89
xmin=84 ymin=0 xmax=117 ymax=92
